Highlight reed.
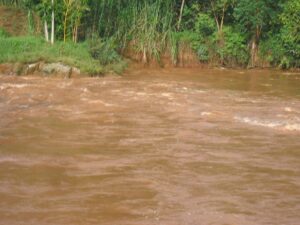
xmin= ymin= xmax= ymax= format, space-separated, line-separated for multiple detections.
xmin=87 ymin=0 xmax=176 ymax=63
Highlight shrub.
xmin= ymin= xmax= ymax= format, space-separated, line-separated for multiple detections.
xmin=195 ymin=13 xmax=215 ymax=37
xmin=88 ymin=36 xmax=122 ymax=65
xmin=278 ymin=0 xmax=300 ymax=68
xmin=259 ymin=35 xmax=285 ymax=66
xmin=197 ymin=44 xmax=210 ymax=62
xmin=172 ymin=31 xmax=210 ymax=62
xmin=219 ymin=27 xmax=249 ymax=66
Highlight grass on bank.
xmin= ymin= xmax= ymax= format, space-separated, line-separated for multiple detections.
xmin=0 ymin=34 xmax=127 ymax=75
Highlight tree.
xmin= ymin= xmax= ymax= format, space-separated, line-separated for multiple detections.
xmin=70 ymin=0 xmax=89 ymax=43
xmin=209 ymin=0 xmax=232 ymax=34
xmin=177 ymin=0 xmax=185 ymax=30
xmin=234 ymin=0 xmax=274 ymax=67
xmin=37 ymin=0 xmax=51 ymax=42
xmin=280 ymin=0 xmax=300 ymax=64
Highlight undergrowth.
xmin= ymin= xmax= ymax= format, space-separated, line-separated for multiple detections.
xmin=0 ymin=35 xmax=127 ymax=75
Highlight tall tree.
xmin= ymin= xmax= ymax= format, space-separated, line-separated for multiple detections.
xmin=210 ymin=0 xmax=232 ymax=34
xmin=234 ymin=0 xmax=274 ymax=67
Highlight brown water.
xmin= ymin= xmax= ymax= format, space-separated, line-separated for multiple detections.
xmin=0 ymin=68 xmax=300 ymax=225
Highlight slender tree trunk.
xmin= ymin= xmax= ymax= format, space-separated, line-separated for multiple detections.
xmin=75 ymin=25 xmax=78 ymax=43
xmin=72 ymin=24 xmax=78 ymax=43
xmin=27 ymin=10 xmax=32 ymax=34
xmin=44 ymin=18 xmax=49 ymax=42
xmin=64 ymin=9 xmax=69 ymax=42
xmin=218 ymin=5 xmax=226 ymax=65
xmin=177 ymin=0 xmax=185 ymax=30
xmin=220 ymin=4 xmax=226 ymax=32
xmin=210 ymin=0 xmax=220 ymax=32
xmin=250 ymin=37 xmax=257 ymax=67
xmin=142 ymin=47 xmax=147 ymax=64
xmin=72 ymin=26 xmax=75 ymax=42
xmin=250 ymin=26 xmax=261 ymax=67
xmin=51 ymin=0 xmax=54 ymax=44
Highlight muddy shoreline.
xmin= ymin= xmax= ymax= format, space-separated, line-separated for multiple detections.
xmin=1 ymin=61 xmax=300 ymax=78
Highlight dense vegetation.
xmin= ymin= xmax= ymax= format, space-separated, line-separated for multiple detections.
xmin=0 ymin=0 xmax=299 ymax=70
xmin=0 ymin=35 xmax=104 ymax=74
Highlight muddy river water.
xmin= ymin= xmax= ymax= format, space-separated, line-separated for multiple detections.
xmin=0 ymin=68 xmax=300 ymax=225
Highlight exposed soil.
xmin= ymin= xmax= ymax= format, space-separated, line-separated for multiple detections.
xmin=0 ymin=6 xmax=40 ymax=36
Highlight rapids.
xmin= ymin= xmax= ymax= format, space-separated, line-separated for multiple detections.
xmin=0 ymin=68 xmax=299 ymax=225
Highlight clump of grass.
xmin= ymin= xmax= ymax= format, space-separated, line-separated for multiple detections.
xmin=0 ymin=35 xmax=128 ymax=75
xmin=0 ymin=27 xmax=10 ymax=37
xmin=0 ymin=36 xmax=104 ymax=75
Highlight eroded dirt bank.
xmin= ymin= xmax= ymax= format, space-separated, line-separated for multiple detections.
xmin=0 ymin=68 xmax=300 ymax=225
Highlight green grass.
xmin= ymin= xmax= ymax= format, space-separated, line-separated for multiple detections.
xmin=0 ymin=36 xmax=104 ymax=75
xmin=0 ymin=27 xmax=10 ymax=37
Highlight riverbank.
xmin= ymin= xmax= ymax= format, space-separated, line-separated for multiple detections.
xmin=0 ymin=35 xmax=299 ymax=78
xmin=0 ymin=36 xmax=128 ymax=76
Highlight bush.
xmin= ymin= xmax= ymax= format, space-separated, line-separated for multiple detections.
xmin=88 ymin=37 xmax=122 ymax=65
xmin=259 ymin=32 xmax=299 ymax=69
xmin=172 ymin=31 xmax=210 ymax=62
xmin=278 ymin=0 xmax=300 ymax=68
xmin=219 ymin=27 xmax=249 ymax=66
xmin=197 ymin=44 xmax=210 ymax=62
xmin=195 ymin=13 xmax=215 ymax=36
xmin=259 ymin=35 xmax=285 ymax=66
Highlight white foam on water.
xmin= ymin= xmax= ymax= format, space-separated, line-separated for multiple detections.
xmin=161 ymin=92 xmax=173 ymax=98
xmin=201 ymin=112 xmax=212 ymax=116
xmin=284 ymin=124 xmax=300 ymax=131
xmin=81 ymin=87 xmax=89 ymax=93
xmin=87 ymin=99 xmax=115 ymax=107
xmin=0 ymin=83 xmax=29 ymax=90
xmin=136 ymin=92 xmax=147 ymax=96
xmin=57 ymin=81 xmax=73 ymax=88
xmin=284 ymin=107 xmax=293 ymax=112
xmin=234 ymin=116 xmax=300 ymax=131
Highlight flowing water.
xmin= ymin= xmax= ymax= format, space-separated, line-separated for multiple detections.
xmin=0 ymin=68 xmax=300 ymax=225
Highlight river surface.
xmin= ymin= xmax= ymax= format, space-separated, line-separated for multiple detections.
xmin=0 ymin=68 xmax=300 ymax=225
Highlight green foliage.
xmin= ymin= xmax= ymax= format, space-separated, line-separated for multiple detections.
xmin=197 ymin=44 xmax=210 ymax=62
xmin=195 ymin=13 xmax=215 ymax=36
xmin=0 ymin=0 xmax=299 ymax=69
xmin=0 ymin=36 xmax=103 ymax=74
xmin=128 ymin=0 xmax=174 ymax=63
xmin=234 ymin=0 xmax=271 ymax=34
xmin=174 ymin=31 xmax=199 ymax=45
xmin=279 ymin=0 xmax=300 ymax=67
xmin=221 ymin=27 xmax=249 ymax=66
xmin=172 ymin=31 xmax=210 ymax=62
xmin=0 ymin=27 xmax=10 ymax=37
xmin=88 ymin=36 xmax=121 ymax=65
xmin=179 ymin=2 xmax=201 ymax=31
xmin=259 ymin=35 xmax=284 ymax=66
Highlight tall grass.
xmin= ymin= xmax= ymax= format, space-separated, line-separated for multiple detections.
xmin=87 ymin=0 xmax=176 ymax=64
xmin=2 ymin=0 xmax=179 ymax=65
